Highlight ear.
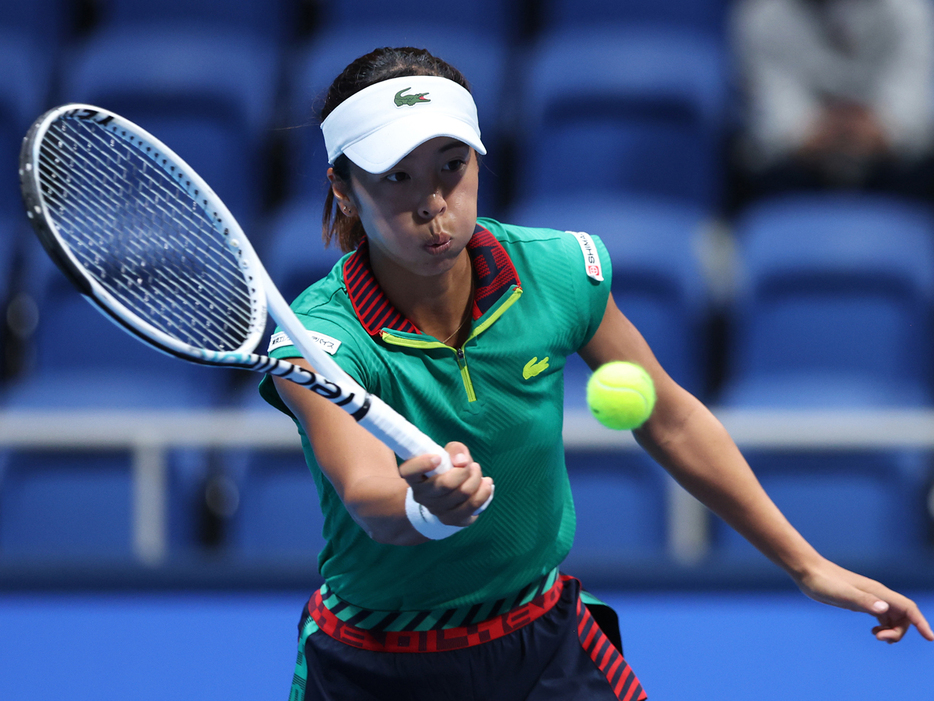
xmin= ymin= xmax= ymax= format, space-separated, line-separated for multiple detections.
xmin=327 ymin=167 xmax=354 ymax=210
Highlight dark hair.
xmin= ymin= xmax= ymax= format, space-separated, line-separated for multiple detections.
xmin=320 ymin=47 xmax=472 ymax=252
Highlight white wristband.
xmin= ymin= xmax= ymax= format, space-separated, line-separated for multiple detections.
xmin=405 ymin=486 xmax=464 ymax=540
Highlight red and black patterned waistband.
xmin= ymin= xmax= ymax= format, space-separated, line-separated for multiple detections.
xmin=306 ymin=574 xmax=564 ymax=654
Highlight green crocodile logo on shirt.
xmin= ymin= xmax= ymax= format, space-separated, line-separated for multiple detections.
xmin=394 ymin=88 xmax=431 ymax=107
xmin=523 ymin=357 xmax=550 ymax=380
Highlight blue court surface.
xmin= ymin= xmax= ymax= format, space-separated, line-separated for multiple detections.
xmin=1 ymin=589 xmax=931 ymax=700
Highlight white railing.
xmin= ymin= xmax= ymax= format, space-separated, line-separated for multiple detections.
xmin=1 ymin=408 xmax=932 ymax=565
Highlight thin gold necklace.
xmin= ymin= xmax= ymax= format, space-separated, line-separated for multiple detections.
xmin=441 ymin=308 xmax=471 ymax=345
xmin=441 ymin=274 xmax=475 ymax=346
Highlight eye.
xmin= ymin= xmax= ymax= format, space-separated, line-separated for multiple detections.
xmin=443 ymin=157 xmax=467 ymax=172
xmin=384 ymin=171 xmax=409 ymax=183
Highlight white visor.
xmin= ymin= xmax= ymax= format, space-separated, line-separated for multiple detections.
xmin=321 ymin=75 xmax=486 ymax=173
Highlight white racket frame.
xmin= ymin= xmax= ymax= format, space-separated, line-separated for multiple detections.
xmin=19 ymin=104 xmax=460 ymax=478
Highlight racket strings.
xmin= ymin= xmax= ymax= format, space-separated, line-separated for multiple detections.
xmin=36 ymin=116 xmax=257 ymax=352
xmin=38 ymin=153 xmax=252 ymax=354
xmin=37 ymin=125 xmax=247 ymax=312
xmin=38 ymin=152 xmax=244 ymax=326
xmin=37 ymin=147 xmax=246 ymax=337
xmin=39 ymin=129 xmax=239 ymax=278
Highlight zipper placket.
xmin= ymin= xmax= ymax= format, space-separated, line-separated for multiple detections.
xmin=380 ymin=286 xmax=523 ymax=404
xmin=455 ymin=346 xmax=477 ymax=402
xmin=380 ymin=334 xmax=479 ymax=402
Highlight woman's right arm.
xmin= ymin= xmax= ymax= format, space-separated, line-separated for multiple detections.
xmin=272 ymin=357 xmax=493 ymax=545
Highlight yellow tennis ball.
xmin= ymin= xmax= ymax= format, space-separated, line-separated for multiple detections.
xmin=586 ymin=362 xmax=656 ymax=430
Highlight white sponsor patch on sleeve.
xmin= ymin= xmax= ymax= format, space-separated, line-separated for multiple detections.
xmin=267 ymin=330 xmax=342 ymax=355
xmin=267 ymin=331 xmax=293 ymax=353
xmin=567 ymin=230 xmax=604 ymax=281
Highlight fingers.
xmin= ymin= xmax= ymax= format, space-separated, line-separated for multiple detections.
xmin=914 ymin=609 xmax=934 ymax=641
xmin=399 ymin=441 xmax=494 ymax=527
xmin=872 ymin=609 xmax=914 ymax=644
xmin=398 ymin=452 xmax=448 ymax=485
xmin=421 ymin=461 xmax=493 ymax=523
xmin=872 ymin=623 xmax=909 ymax=644
xmin=398 ymin=441 xmax=471 ymax=484
xmin=870 ymin=596 xmax=934 ymax=644
xmin=846 ymin=577 xmax=934 ymax=643
xmin=799 ymin=561 xmax=934 ymax=644
xmin=845 ymin=586 xmax=893 ymax=618
xmin=436 ymin=460 xmax=482 ymax=507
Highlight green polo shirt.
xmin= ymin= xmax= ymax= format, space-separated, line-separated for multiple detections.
xmin=259 ymin=218 xmax=611 ymax=611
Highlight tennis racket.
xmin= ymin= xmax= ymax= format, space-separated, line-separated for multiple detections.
xmin=18 ymin=103 xmax=467 ymax=484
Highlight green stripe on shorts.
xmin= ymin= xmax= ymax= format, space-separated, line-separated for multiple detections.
xmin=289 ymin=614 xmax=319 ymax=701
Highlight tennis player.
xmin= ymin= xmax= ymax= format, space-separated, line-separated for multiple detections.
xmin=260 ymin=47 xmax=932 ymax=700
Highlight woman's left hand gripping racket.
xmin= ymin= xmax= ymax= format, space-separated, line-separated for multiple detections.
xmin=19 ymin=103 xmax=490 ymax=510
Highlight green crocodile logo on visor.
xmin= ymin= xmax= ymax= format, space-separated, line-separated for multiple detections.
xmin=394 ymin=88 xmax=431 ymax=107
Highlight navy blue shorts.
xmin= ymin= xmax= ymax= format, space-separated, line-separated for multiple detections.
xmin=289 ymin=575 xmax=646 ymax=700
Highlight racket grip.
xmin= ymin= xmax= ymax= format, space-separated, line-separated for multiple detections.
xmin=357 ymin=394 xmax=449 ymax=463
xmin=358 ymin=394 xmax=493 ymax=514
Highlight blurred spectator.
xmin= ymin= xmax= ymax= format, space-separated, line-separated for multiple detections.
xmin=730 ymin=0 xmax=934 ymax=205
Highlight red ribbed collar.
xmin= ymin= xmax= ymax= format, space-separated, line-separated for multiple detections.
xmin=342 ymin=223 xmax=520 ymax=336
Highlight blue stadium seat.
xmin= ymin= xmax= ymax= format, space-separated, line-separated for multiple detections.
xmin=539 ymin=0 xmax=729 ymax=37
xmin=0 ymin=0 xmax=77 ymax=48
xmin=0 ymin=451 xmax=134 ymax=559
xmin=283 ymin=26 xmax=509 ymax=214
xmin=91 ymin=0 xmax=297 ymax=42
xmin=516 ymin=26 xmax=729 ymax=209
xmin=712 ymin=448 xmax=930 ymax=563
xmin=225 ymin=445 xmax=326 ymax=561
xmin=722 ymin=194 xmax=934 ymax=406
xmin=0 ymin=35 xmax=51 ymax=221
xmin=1 ymin=239 xmax=224 ymax=409
xmin=215 ymin=218 xmax=339 ymax=559
xmin=0 ymin=215 xmax=16 ymax=305
xmin=0 ymin=445 xmax=205 ymax=562
xmin=218 ymin=387 xmax=325 ymax=560
xmin=0 ymin=216 xmax=19 ymax=393
xmin=262 ymin=199 xmax=347 ymax=307
xmin=564 ymin=451 xmax=669 ymax=564
xmin=186 ymin=198 xmax=350 ymax=560
xmin=314 ymin=0 xmax=523 ymax=40
xmin=508 ymin=195 xmax=712 ymax=404
xmin=0 ymin=240 xmax=218 ymax=561
xmin=57 ymin=28 xmax=280 ymax=228
xmin=715 ymin=194 xmax=934 ymax=563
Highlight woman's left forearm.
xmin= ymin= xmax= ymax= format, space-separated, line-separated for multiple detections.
xmin=583 ymin=282 xmax=934 ymax=642
xmin=580 ymin=294 xmax=826 ymax=580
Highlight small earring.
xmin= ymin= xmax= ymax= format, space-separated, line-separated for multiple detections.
xmin=343 ymin=206 xmax=353 ymax=216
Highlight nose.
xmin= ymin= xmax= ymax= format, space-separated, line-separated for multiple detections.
xmin=419 ymin=189 xmax=446 ymax=221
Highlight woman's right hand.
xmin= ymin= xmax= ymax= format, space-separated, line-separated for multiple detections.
xmin=399 ymin=441 xmax=494 ymax=527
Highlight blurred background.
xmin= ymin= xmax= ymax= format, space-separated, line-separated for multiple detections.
xmin=1 ymin=0 xmax=934 ymax=698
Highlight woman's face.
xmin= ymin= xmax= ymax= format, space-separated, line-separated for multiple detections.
xmin=332 ymin=137 xmax=479 ymax=278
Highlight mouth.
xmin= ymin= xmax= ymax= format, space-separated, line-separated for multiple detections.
xmin=424 ymin=234 xmax=453 ymax=255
